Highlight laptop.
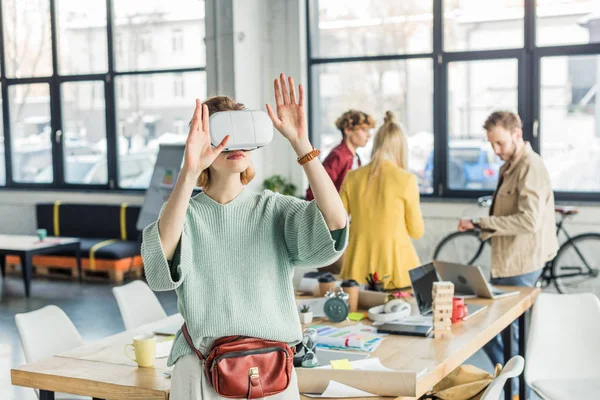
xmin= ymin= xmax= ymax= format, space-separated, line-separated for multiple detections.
xmin=434 ymin=261 xmax=519 ymax=300
xmin=408 ymin=263 xmax=438 ymax=316
xmin=409 ymin=263 xmax=488 ymax=321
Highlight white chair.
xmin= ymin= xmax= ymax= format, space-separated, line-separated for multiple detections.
xmin=480 ymin=356 xmax=524 ymax=400
xmin=525 ymin=293 xmax=600 ymax=399
xmin=15 ymin=305 xmax=87 ymax=399
xmin=112 ymin=280 xmax=167 ymax=330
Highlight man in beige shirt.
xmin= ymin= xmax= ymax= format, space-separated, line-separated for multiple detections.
xmin=458 ymin=111 xmax=559 ymax=374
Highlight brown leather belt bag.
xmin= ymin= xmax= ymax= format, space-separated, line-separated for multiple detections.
xmin=182 ymin=323 xmax=294 ymax=399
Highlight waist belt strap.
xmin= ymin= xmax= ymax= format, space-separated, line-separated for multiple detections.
xmin=182 ymin=323 xmax=205 ymax=360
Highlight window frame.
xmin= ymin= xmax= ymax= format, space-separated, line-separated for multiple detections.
xmin=0 ymin=0 xmax=206 ymax=192
xmin=306 ymin=0 xmax=600 ymax=201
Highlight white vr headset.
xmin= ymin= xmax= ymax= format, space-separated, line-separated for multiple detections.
xmin=210 ymin=110 xmax=274 ymax=151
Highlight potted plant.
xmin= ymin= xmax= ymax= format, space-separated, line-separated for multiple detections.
xmin=263 ymin=175 xmax=297 ymax=196
xmin=298 ymin=304 xmax=313 ymax=324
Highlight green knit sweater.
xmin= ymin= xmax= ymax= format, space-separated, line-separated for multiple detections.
xmin=141 ymin=189 xmax=348 ymax=366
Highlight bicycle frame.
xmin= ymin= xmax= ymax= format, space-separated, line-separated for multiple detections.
xmin=551 ymin=215 xmax=597 ymax=279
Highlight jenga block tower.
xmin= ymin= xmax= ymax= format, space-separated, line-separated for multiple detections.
xmin=432 ymin=281 xmax=454 ymax=339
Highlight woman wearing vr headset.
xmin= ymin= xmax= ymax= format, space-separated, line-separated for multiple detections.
xmin=141 ymin=74 xmax=348 ymax=399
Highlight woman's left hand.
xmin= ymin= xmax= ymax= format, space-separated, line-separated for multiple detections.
xmin=266 ymin=73 xmax=310 ymax=149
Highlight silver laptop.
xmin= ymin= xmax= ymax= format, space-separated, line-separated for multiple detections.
xmin=408 ymin=263 xmax=487 ymax=324
xmin=434 ymin=261 xmax=519 ymax=300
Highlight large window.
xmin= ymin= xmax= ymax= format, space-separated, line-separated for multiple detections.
xmin=0 ymin=0 xmax=206 ymax=190
xmin=447 ymin=59 xmax=518 ymax=190
xmin=308 ymin=0 xmax=600 ymax=200
xmin=312 ymin=59 xmax=434 ymax=192
xmin=540 ymin=55 xmax=600 ymax=192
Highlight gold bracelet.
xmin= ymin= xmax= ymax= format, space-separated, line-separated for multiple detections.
xmin=297 ymin=147 xmax=321 ymax=166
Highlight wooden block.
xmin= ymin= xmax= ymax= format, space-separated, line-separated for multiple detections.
xmin=433 ymin=282 xmax=454 ymax=291
xmin=434 ymin=319 xmax=451 ymax=328
xmin=433 ymin=312 xmax=452 ymax=321
xmin=432 ymin=302 xmax=453 ymax=311
xmin=434 ymin=329 xmax=452 ymax=339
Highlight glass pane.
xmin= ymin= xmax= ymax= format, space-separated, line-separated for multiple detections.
xmin=541 ymin=55 xmax=600 ymax=192
xmin=115 ymin=71 xmax=207 ymax=188
xmin=312 ymin=59 xmax=434 ymax=193
xmin=113 ymin=0 xmax=206 ymax=72
xmin=9 ymin=84 xmax=53 ymax=183
xmin=444 ymin=0 xmax=524 ymax=52
xmin=2 ymin=0 xmax=53 ymax=78
xmin=447 ymin=59 xmax=518 ymax=190
xmin=61 ymin=81 xmax=107 ymax=185
xmin=56 ymin=0 xmax=108 ymax=74
xmin=314 ymin=0 xmax=433 ymax=58
xmin=537 ymin=0 xmax=600 ymax=47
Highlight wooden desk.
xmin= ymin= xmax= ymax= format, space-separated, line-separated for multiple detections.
xmin=11 ymin=314 xmax=183 ymax=400
xmin=11 ymin=288 xmax=539 ymax=400
xmin=299 ymin=286 xmax=540 ymax=400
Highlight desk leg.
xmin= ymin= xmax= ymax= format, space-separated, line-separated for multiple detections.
xmin=20 ymin=253 xmax=32 ymax=297
xmin=75 ymin=245 xmax=82 ymax=283
xmin=40 ymin=390 xmax=55 ymax=400
xmin=502 ymin=322 xmax=513 ymax=400
xmin=519 ymin=311 xmax=528 ymax=400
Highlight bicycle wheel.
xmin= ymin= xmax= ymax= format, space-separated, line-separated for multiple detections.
xmin=552 ymin=233 xmax=600 ymax=296
xmin=433 ymin=231 xmax=488 ymax=266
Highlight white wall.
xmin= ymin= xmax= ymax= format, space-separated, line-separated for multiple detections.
xmin=1 ymin=0 xmax=600 ymax=268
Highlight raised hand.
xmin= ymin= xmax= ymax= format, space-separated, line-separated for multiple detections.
xmin=266 ymin=73 xmax=309 ymax=148
xmin=182 ymin=99 xmax=229 ymax=177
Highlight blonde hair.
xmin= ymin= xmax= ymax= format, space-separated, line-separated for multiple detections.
xmin=195 ymin=96 xmax=256 ymax=190
xmin=335 ymin=110 xmax=376 ymax=137
xmin=369 ymin=111 xmax=408 ymax=180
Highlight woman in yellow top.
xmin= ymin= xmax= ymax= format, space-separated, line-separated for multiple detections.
xmin=340 ymin=111 xmax=425 ymax=289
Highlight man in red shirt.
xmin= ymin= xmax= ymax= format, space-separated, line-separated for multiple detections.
xmin=306 ymin=110 xmax=375 ymax=200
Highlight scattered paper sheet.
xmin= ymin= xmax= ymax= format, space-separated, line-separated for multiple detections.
xmin=156 ymin=339 xmax=173 ymax=359
xmin=303 ymin=380 xmax=377 ymax=398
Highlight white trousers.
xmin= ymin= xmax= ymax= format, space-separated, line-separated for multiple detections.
xmin=171 ymin=354 xmax=301 ymax=400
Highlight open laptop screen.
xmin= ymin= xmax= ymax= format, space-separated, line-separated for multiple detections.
xmin=409 ymin=263 xmax=439 ymax=315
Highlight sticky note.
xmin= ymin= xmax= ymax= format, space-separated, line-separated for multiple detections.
xmin=348 ymin=312 xmax=366 ymax=321
xmin=330 ymin=359 xmax=353 ymax=370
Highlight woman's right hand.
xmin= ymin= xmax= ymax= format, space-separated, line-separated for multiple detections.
xmin=181 ymin=99 xmax=230 ymax=178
